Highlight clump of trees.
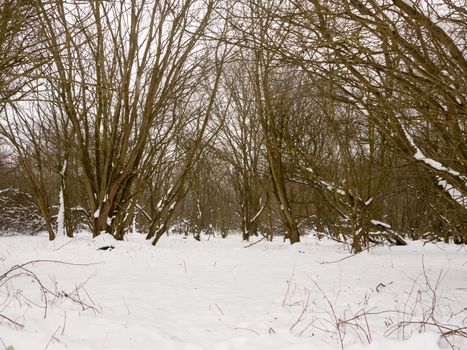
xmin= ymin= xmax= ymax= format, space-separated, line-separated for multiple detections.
xmin=0 ymin=0 xmax=465 ymax=251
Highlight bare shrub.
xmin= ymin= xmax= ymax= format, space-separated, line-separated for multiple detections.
xmin=0 ymin=188 xmax=43 ymax=235
xmin=285 ymin=266 xmax=466 ymax=349
xmin=0 ymin=260 xmax=99 ymax=330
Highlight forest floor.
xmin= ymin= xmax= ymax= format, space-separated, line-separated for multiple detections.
xmin=0 ymin=232 xmax=466 ymax=350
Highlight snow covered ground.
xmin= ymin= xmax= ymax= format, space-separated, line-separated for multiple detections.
xmin=0 ymin=232 xmax=466 ymax=350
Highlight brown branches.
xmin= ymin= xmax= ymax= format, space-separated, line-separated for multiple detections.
xmin=283 ymin=265 xmax=466 ymax=350
xmin=0 ymin=259 xmax=100 ymax=330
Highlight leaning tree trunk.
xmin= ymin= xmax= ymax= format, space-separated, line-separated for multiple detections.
xmin=267 ymin=150 xmax=300 ymax=244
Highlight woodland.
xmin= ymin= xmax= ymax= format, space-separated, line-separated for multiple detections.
xmin=0 ymin=0 xmax=466 ymax=252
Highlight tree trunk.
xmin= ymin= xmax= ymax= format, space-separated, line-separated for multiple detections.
xmin=268 ymin=152 xmax=300 ymax=244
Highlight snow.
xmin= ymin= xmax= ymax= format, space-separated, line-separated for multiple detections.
xmin=132 ymin=217 xmax=138 ymax=235
xmin=156 ymin=200 xmax=163 ymax=210
xmin=304 ymin=168 xmax=347 ymax=196
xmin=106 ymin=216 xmax=113 ymax=226
xmin=57 ymin=188 xmax=65 ymax=236
xmin=93 ymin=208 xmax=100 ymax=219
xmin=0 ymin=233 xmax=466 ymax=350
xmin=250 ymin=202 xmax=266 ymax=223
xmin=370 ymin=220 xmax=391 ymax=229
xmin=57 ymin=161 xmax=68 ymax=236
xmin=320 ymin=180 xmax=346 ymax=196
xmin=399 ymin=0 xmax=416 ymax=9
xmin=60 ymin=161 xmax=67 ymax=176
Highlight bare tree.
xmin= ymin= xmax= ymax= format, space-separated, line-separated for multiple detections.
xmin=35 ymin=0 xmax=222 ymax=240
xmin=0 ymin=0 xmax=48 ymax=107
xmin=1 ymin=104 xmax=57 ymax=240
xmin=215 ymin=60 xmax=268 ymax=241
xmin=238 ymin=0 xmax=466 ymax=244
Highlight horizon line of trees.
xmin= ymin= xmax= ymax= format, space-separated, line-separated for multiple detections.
xmin=1 ymin=0 xmax=465 ymax=251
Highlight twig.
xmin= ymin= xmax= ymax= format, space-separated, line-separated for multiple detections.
xmin=0 ymin=259 xmax=103 ymax=280
xmin=16 ymin=266 xmax=49 ymax=318
xmin=233 ymin=327 xmax=260 ymax=335
xmin=218 ymin=318 xmax=260 ymax=335
xmin=0 ymin=313 xmax=24 ymax=328
xmin=282 ymin=268 xmax=295 ymax=307
xmin=243 ymin=237 xmax=265 ymax=248
xmin=61 ymin=312 xmax=67 ymax=336
xmin=318 ymin=253 xmax=359 ymax=265
xmin=376 ymin=281 xmax=393 ymax=293
xmin=215 ymin=303 xmax=224 ymax=316
xmin=290 ymin=289 xmax=310 ymax=332
xmin=309 ymin=278 xmax=345 ymax=350
xmin=45 ymin=326 xmax=60 ymax=350
xmin=53 ymin=238 xmax=76 ymax=251
xmin=0 ymin=336 xmax=7 ymax=349
xmin=1 ymin=259 xmax=100 ymax=326
xmin=316 ymin=231 xmax=350 ymax=246
xmin=388 ymin=321 xmax=467 ymax=338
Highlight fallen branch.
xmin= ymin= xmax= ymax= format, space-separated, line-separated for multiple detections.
xmin=318 ymin=252 xmax=359 ymax=264
xmin=0 ymin=313 xmax=24 ymax=329
xmin=0 ymin=259 xmax=103 ymax=281
xmin=243 ymin=236 xmax=266 ymax=248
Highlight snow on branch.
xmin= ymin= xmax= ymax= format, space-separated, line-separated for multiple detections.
xmin=402 ymin=125 xmax=467 ymax=208
xmin=250 ymin=199 xmax=266 ymax=224
xmin=370 ymin=220 xmax=391 ymax=229
xmin=306 ymin=168 xmax=347 ymax=196
xmin=402 ymin=126 xmax=463 ymax=178
xmin=438 ymin=177 xmax=467 ymax=208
